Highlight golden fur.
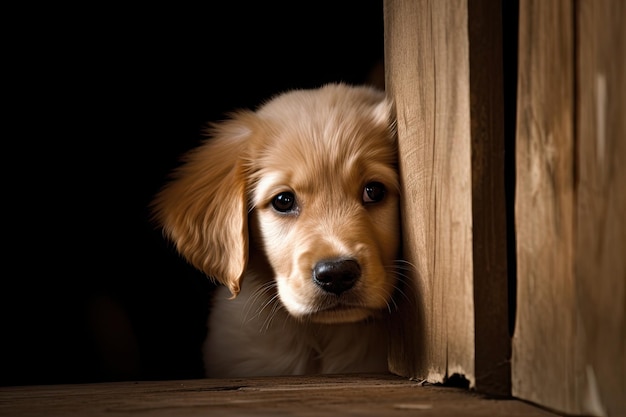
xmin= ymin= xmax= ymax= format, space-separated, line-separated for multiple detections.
xmin=152 ymin=83 xmax=401 ymax=377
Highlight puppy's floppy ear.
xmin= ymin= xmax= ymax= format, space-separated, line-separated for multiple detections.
xmin=152 ymin=111 xmax=257 ymax=297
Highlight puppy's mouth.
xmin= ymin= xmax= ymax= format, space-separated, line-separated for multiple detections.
xmin=279 ymin=289 xmax=384 ymax=324
xmin=297 ymin=288 xmax=384 ymax=323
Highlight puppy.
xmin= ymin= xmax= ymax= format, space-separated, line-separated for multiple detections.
xmin=152 ymin=83 xmax=401 ymax=377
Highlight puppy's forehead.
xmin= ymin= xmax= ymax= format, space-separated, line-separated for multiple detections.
xmin=256 ymin=84 xmax=391 ymax=129
xmin=249 ymin=86 xmax=398 ymax=204
xmin=253 ymin=85 xmax=395 ymax=163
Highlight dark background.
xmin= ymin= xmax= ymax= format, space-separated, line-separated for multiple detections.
xmin=4 ymin=2 xmax=385 ymax=385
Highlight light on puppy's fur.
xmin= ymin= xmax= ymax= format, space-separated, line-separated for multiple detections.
xmin=152 ymin=83 xmax=402 ymax=377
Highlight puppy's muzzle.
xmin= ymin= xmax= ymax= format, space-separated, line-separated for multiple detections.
xmin=312 ymin=258 xmax=361 ymax=295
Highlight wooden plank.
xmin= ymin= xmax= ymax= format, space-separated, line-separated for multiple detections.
xmin=0 ymin=375 xmax=561 ymax=417
xmin=512 ymin=0 xmax=580 ymax=413
xmin=575 ymin=1 xmax=626 ymax=416
xmin=513 ymin=0 xmax=577 ymax=413
xmin=514 ymin=1 xmax=626 ymax=415
xmin=383 ymin=0 xmax=475 ymax=386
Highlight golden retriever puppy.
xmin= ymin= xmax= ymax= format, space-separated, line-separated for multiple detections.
xmin=152 ymin=83 xmax=401 ymax=377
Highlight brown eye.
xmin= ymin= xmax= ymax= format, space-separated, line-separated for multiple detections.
xmin=363 ymin=182 xmax=386 ymax=204
xmin=272 ymin=191 xmax=297 ymax=213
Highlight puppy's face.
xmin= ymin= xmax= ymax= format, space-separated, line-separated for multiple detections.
xmin=154 ymin=84 xmax=400 ymax=325
xmin=247 ymin=86 xmax=400 ymax=324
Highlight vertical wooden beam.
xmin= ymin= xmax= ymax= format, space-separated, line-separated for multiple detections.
xmin=575 ymin=1 xmax=625 ymax=416
xmin=513 ymin=0 xmax=577 ymax=412
xmin=514 ymin=1 xmax=625 ymax=415
xmin=385 ymin=0 xmax=511 ymax=394
xmin=384 ymin=0 xmax=476 ymax=387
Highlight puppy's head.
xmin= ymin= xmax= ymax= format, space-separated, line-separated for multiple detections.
xmin=153 ymin=83 xmax=400 ymax=324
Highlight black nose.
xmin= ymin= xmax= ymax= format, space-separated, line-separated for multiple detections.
xmin=312 ymin=258 xmax=361 ymax=295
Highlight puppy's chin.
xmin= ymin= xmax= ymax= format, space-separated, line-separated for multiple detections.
xmin=305 ymin=307 xmax=379 ymax=324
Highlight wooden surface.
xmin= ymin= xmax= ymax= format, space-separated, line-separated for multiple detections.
xmin=384 ymin=0 xmax=511 ymax=396
xmin=384 ymin=0 xmax=476 ymax=388
xmin=575 ymin=1 xmax=625 ymax=416
xmin=513 ymin=0 xmax=625 ymax=416
xmin=513 ymin=0 xmax=576 ymax=412
xmin=0 ymin=374 xmax=561 ymax=417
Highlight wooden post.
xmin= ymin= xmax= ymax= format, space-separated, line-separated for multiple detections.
xmin=384 ymin=0 xmax=475 ymax=386
xmin=575 ymin=1 xmax=626 ymax=415
xmin=384 ymin=0 xmax=510 ymax=396
xmin=513 ymin=0 xmax=577 ymax=411
xmin=513 ymin=0 xmax=625 ymax=415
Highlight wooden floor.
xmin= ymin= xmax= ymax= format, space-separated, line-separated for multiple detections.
xmin=0 ymin=374 xmax=561 ymax=417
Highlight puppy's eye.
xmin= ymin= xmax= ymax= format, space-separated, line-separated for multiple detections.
xmin=272 ymin=191 xmax=297 ymax=213
xmin=363 ymin=182 xmax=386 ymax=204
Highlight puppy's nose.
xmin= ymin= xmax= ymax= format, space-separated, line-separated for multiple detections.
xmin=313 ymin=258 xmax=361 ymax=295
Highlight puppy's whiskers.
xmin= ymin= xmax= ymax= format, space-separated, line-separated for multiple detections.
xmin=392 ymin=259 xmax=417 ymax=276
xmin=367 ymin=280 xmax=397 ymax=314
xmin=385 ymin=259 xmax=417 ymax=305
xmin=261 ymin=293 xmax=287 ymax=332
xmin=243 ymin=281 xmax=278 ymax=324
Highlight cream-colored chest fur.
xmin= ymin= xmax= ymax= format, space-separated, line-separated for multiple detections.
xmin=204 ymin=282 xmax=389 ymax=378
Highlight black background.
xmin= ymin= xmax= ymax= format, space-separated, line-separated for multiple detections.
xmin=4 ymin=1 xmax=384 ymax=385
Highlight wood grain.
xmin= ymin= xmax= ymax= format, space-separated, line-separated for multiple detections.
xmin=513 ymin=1 xmax=625 ymax=415
xmin=575 ymin=1 xmax=625 ymax=416
xmin=513 ymin=0 xmax=577 ymax=412
xmin=0 ymin=374 xmax=560 ymax=417
xmin=384 ymin=0 xmax=511 ymax=396
xmin=384 ymin=0 xmax=475 ymax=386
